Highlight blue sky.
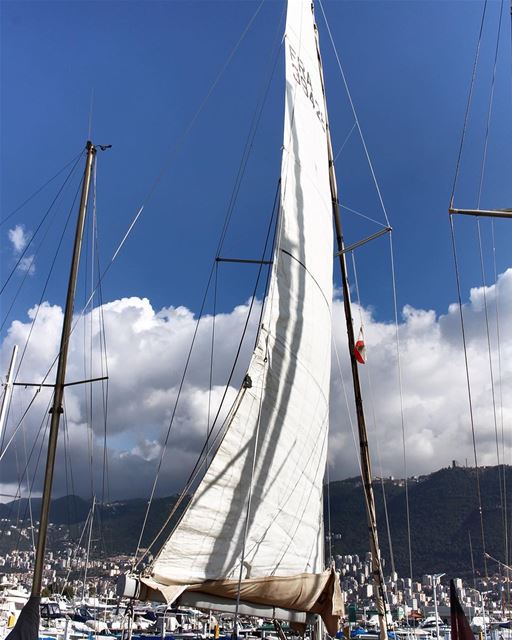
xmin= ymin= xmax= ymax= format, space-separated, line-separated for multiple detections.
xmin=2 ymin=0 xmax=511 ymax=323
xmin=1 ymin=0 xmax=512 ymax=500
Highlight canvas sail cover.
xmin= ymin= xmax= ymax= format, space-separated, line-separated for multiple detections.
xmin=143 ymin=0 xmax=341 ymax=630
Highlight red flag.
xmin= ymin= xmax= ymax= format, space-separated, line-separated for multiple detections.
xmin=354 ymin=340 xmax=366 ymax=364
xmin=354 ymin=328 xmax=366 ymax=364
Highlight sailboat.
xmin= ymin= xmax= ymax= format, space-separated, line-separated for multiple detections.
xmin=6 ymin=1 xmax=388 ymax=638
xmin=118 ymin=0 xmax=341 ymax=633
xmin=116 ymin=0 xmax=387 ymax=637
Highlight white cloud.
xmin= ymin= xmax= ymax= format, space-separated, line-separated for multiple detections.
xmin=6 ymin=225 xmax=35 ymax=275
xmin=17 ymin=255 xmax=36 ymax=276
xmin=0 ymin=296 xmax=257 ymax=500
xmin=329 ymin=268 xmax=512 ymax=480
xmin=1 ymin=270 xmax=512 ymax=500
xmin=8 ymin=225 xmax=30 ymax=254
xmin=127 ymin=439 xmax=162 ymax=462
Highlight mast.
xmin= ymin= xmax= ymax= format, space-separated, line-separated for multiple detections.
xmin=313 ymin=15 xmax=389 ymax=640
xmin=82 ymin=495 xmax=96 ymax=602
xmin=0 ymin=345 xmax=18 ymax=445
xmin=31 ymin=140 xmax=96 ymax=597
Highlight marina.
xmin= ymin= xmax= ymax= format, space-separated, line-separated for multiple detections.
xmin=2 ymin=0 xmax=512 ymax=639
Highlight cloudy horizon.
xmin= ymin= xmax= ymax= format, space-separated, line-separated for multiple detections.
xmin=1 ymin=266 xmax=511 ymax=504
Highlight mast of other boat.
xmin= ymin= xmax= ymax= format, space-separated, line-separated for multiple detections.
xmin=6 ymin=141 xmax=97 ymax=640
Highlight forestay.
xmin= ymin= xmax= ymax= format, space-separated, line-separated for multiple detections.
xmin=140 ymin=0 xmax=341 ymax=631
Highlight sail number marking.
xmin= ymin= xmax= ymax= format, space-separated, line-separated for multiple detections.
xmin=288 ymin=44 xmax=326 ymax=132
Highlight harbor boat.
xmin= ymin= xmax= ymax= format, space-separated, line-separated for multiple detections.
xmin=0 ymin=586 xmax=30 ymax=639
xmin=5 ymin=0 xmax=390 ymax=638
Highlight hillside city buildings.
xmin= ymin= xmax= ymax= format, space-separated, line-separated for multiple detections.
xmin=0 ymin=517 xmax=508 ymax=622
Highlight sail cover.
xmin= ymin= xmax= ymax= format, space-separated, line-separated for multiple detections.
xmin=142 ymin=0 xmax=341 ymax=631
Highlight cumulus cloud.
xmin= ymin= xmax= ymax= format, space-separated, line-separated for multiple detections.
xmin=17 ymin=256 xmax=36 ymax=275
xmin=7 ymin=225 xmax=35 ymax=275
xmin=0 ymin=296 xmax=256 ymax=501
xmin=1 ymin=270 xmax=512 ymax=502
xmin=329 ymin=268 xmax=512 ymax=480
xmin=8 ymin=225 xmax=29 ymax=253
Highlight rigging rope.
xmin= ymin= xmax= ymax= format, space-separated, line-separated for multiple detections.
xmin=350 ymin=252 xmax=396 ymax=576
xmin=233 ymin=340 xmax=267 ymax=634
xmin=0 ymin=150 xmax=107 ymax=561
xmin=63 ymin=404 xmax=79 ymax=539
xmin=492 ymin=217 xmax=510 ymax=593
xmin=0 ymin=373 xmax=14 ymax=454
xmin=326 ymin=462 xmax=333 ymax=563
xmin=469 ymin=531 xmax=477 ymax=588
xmin=341 ymin=204 xmax=388 ymax=229
xmin=450 ymin=0 xmax=489 ymax=205
xmin=11 ymin=409 xmax=51 ymax=555
xmin=318 ymin=0 xmax=390 ymax=229
xmin=331 ymin=332 xmax=392 ymax=615
xmin=86 ymin=162 xmax=97 ymax=502
xmin=476 ymin=220 xmax=505 ymax=483
xmin=13 ymin=440 xmax=21 ymax=534
xmin=134 ymin=183 xmax=280 ymax=568
xmin=110 ymin=0 xmax=268 ymax=269
xmin=0 ymin=152 xmax=84 ymax=297
xmin=77 ymin=152 xmax=111 ymax=562
xmin=88 ymin=89 xmax=94 ymax=142
xmin=0 ymin=159 xmax=83 ymax=331
xmin=448 ymin=0 xmax=512 ymax=582
xmin=60 ymin=506 xmax=93 ymax=595
xmin=387 ymin=232 xmax=413 ymax=582
xmin=62 ymin=406 xmax=73 ymax=536
xmin=505 ymin=0 xmax=512 ymax=594
xmin=449 ymin=216 xmax=489 ymax=579
xmin=320 ymin=0 xmax=406 ymax=587
xmin=92 ymin=168 xmax=112 ymax=514
xmin=1 ymin=153 xmax=107 ymax=529
xmin=0 ymin=162 xmax=89 ymax=475
xmin=206 ymin=262 xmax=219 ymax=471
xmin=70 ymin=2 xmax=284 ymax=403
xmin=477 ymin=0 xmax=505 ymax=208
xmin=131 ymin=3 xmax=285 ymax=567
xmin=225 ymin=11 xmax=309 ymax=606
xmin=0 ymin=149 xmax=84 ymax=228
xmin=333 ymin=122 xmax=356 ymax=163
xmin=476 ymin=0 xmax=510 ymax=580
xmin=81 ymin=181 xmax=95 ymax=503
xmin=12 ymin=176 xmax=83 ymax=379
xmin=21 ymin=422 xmax=36 ymax=552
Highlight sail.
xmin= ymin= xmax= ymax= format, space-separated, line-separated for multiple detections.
xmin=141 ymin=0 xmax=340 ymax=630
xmin=5 ymin=597 xmax=40 ymax=640
xmin=450 ymin=580 xmax=474 ymax=640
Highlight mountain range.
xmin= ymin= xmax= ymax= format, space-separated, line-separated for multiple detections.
xmin=1 ymin=464 xmax=509 ymax=580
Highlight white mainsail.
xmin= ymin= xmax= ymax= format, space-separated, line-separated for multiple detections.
xmin=138 ymin=0 xmax=341 ymax=631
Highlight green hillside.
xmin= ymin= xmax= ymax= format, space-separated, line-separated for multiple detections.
xmin=327 ymin=465 xmax=511 ymax=578
xmin=1 ymin=465 xmax=509 ymax=579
